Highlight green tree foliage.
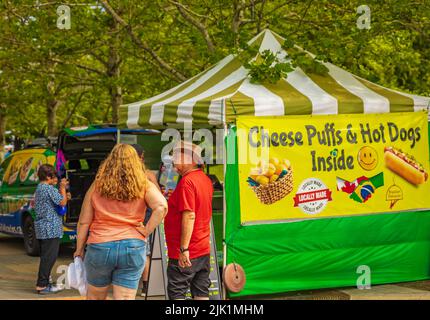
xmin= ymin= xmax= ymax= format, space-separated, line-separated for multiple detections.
xmin=0 ymin=0 xmax=428 ymax=141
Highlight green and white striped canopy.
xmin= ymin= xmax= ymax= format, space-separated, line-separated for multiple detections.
xmin=120 ymin=29 xmax=430 ymax=128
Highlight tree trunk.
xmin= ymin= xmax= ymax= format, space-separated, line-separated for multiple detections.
xmin=47 ymin=99 xmax=59 ymax=137
xmin=46 ymin=56 xmax=60 ymax=137
xmin=0 ymin=105 xmax=7 ymax=161
xmin=232 ymin=0 xmax=245 ymax=48
xmin=109 ymin=84 xmax=122 ymax=124
xmin=107 ymin=17 xmax=122 ymax=124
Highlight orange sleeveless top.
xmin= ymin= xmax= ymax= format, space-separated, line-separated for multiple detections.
xmin=87 ymin=191 xmax=147 ymax=244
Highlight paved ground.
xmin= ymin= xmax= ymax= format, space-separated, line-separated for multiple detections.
xmin=2 ymin=234 xmax=430 ymax=300
xmin=255 ymin=284 xmax=430 ymax=300
xmin=0 ymin=234 xmax=81 ymax=300
xmin=0 ymin=234 xmax=164 ymax=300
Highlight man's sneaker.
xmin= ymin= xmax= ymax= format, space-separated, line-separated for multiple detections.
xmin=37 ymin=284 xmax=64 ymax=295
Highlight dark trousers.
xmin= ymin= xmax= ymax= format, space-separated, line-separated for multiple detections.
xmin=167 ymin=255 xmax=211 ymax=300
xmin=36 ymin=238 xmax=61 ymax=287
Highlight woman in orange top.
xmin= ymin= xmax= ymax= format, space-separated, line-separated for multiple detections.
xmin=73 ymin=144 xmax=167 ymax=300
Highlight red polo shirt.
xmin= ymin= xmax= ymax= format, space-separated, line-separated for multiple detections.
xmin=165 ymin=169 xmax=213 ymax=260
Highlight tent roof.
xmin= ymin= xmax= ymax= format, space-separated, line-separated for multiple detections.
xmin=120 ymin=29 xmax=430 ymax=128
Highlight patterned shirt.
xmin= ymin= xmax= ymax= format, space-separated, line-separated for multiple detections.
xmin=34 ymin=183 xmax=64 ymax=239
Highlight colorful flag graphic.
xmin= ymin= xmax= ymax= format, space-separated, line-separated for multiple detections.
xmin=337 ymin=176 xmax=369 ymax=194
xmin=337 ymin=173 xmax=384 ymax=203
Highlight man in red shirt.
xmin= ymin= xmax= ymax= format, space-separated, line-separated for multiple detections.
xmin=164 ymin=141 xmax=213 ymax=300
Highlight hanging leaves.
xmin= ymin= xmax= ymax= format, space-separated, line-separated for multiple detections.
xmin=245 ymin=50 xmax=294 ymax=84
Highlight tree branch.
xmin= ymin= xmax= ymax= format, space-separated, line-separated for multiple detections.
xmin=170 ymin=0 xmax=215 ymax=53
xmin=62 ymin=91 xmax=88 ymax=129
xmin=170 ymin=1 xmax=215 ymax=53
xmin=89 ymin=51 xmax=110 ymax=69
xmin=100 ymin=0 xmax=187 ymax=82
xmin=48 ymin=58 xmax=105 ymax=75
xmin=168 ymin=1 xmax=214 ymax=20
xmin=287 ymin=0 xmax=314 ymax=37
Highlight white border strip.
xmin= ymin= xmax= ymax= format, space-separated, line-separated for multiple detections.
xmin=241 ymin=208 xmax=430 ymax=226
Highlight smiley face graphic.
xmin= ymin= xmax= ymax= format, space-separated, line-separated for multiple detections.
xmin=357 ymin=146 xmax=378 ymax=171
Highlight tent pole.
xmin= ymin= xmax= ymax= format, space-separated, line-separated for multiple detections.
xmin=222 ymin=122 xmax=228 ymax=300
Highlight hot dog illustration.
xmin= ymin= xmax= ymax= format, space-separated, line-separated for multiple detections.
xmin=384 ymin=146 xmax=428 ymax=185
xmin=20 ymin=158 xmax=33 ymax=182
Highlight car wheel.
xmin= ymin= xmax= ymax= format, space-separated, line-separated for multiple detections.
xmin=23 ymin=215 xmax=40 ymax=256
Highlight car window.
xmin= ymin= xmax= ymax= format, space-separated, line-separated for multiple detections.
xmin=80 ymin=159 xmax=89 ymax=170
xmin=65 ymin=159 xmax=94 ymax=171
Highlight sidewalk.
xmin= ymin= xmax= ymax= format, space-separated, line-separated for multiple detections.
xmin=2 ymin=234 xmax=430 ymax=300
xmin=252 ymin=281 xmax=430 ymax=300
xmin=0 ymin=234 xmax=166 ymax=300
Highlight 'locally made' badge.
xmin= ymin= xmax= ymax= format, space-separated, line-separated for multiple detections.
xmin=294 ymin=178 xmax=332 ymax=215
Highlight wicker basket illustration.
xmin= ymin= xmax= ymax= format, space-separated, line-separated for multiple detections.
xmin=251 ymin=169 xmax=294 ymax=205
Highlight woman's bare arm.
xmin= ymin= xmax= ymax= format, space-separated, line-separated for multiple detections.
xmin=144 ymin=180 xmax=168 ymax=235
xmin=146 ymin=170 xmax=160 ymax=190
xmin=74 ymin=183 xmax=95 ymax=257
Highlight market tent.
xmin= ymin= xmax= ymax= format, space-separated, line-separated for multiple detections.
xmin=119 ymin=29 xmax=430 ymax=298
xmin=120 ymin=29 xmax=430 ymax=128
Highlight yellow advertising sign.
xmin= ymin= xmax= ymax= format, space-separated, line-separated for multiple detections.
xmin=236 ymin=112 xmax=430 ymax=224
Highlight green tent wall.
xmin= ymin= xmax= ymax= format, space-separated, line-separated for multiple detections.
xmin=224 ymin=124 xmax=430 ymax=298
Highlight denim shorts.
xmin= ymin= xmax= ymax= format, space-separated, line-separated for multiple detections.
xmin=84 ymin=239 xmax=146 ymax=290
